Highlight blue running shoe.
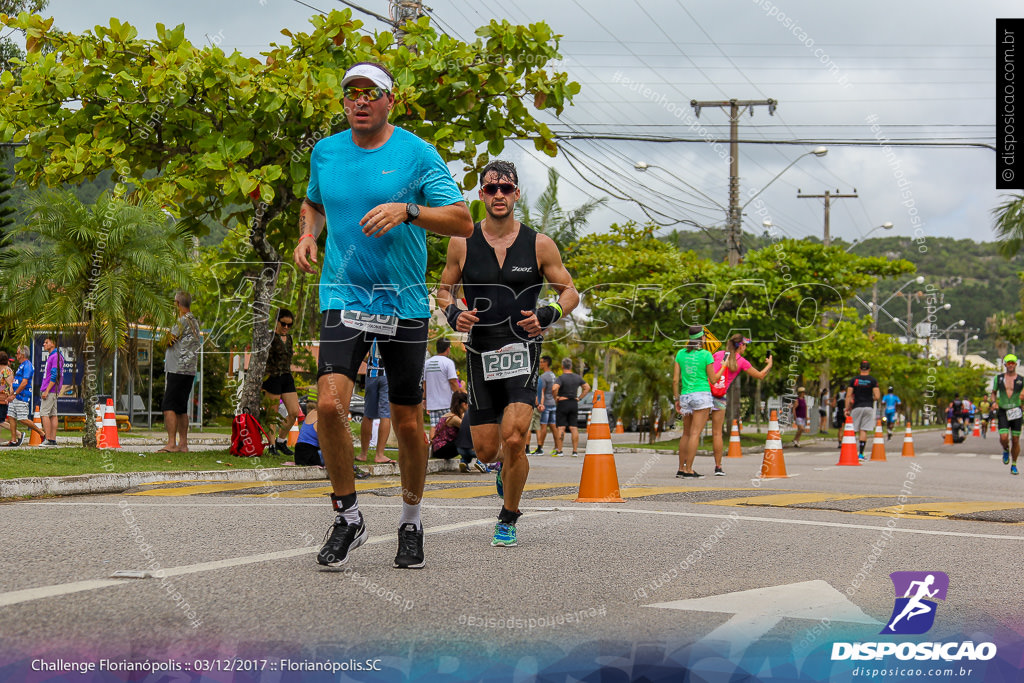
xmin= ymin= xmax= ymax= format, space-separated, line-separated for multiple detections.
xmin=1012 ymin=464 xmax=1019 ymax=476
xmin=1004 ymin=451 xmax=1010 ymax=465
xmin=495 ymin=463 xmax=503 ymax=497
xmin=491 ymin=521 xmax=517 ymax=547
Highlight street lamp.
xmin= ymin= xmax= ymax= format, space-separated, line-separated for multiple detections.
xmin=872 ymin=275 xmax=925 ymax=334
xmin=939 ymin=320 xmax=966 ymax=365
xmin=742 ymin=146 xmax=828 ymax=211
xmin=845 ymin=222 xmax=894 ymax=252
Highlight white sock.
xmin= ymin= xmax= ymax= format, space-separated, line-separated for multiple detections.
xmin=336 ymin=501 xmax=361 ymax=526
xmin=399 ymin=501 xmax=421 ymax=530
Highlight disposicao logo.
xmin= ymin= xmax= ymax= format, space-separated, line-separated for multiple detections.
xmin=881 ymin=571 xmax=948 ymax=635
xmin=831 ymin=571 xmax=997 ymax=663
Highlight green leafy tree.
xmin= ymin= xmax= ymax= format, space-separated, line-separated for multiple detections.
xmin=0 ymin=10 xmax=579 ymax=415
xmin=0 ymin=154 xmax=13 ymax=249
xmin=517 ymin=167 xmax=606 ymax=254
xmin=0 ymin=0 xmax=47 ymax=78
xmin=0 ymin=190 xmax=194 ymax=447
xmin=993 ymin=193 xmax=1024 ymax=258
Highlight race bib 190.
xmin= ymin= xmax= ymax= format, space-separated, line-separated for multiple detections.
xmin=481 ymin=343 xmax=531 ymax=381
xmin=342 ymin=310 xmax=399 ymax=336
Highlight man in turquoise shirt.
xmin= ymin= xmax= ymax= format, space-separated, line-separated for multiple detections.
xmin=293 ymin=61 xmax=472 ymax=571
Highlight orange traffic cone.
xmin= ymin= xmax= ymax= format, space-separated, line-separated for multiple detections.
xmin=837 ymin=416 xmax=861 ymax=466
xmin=869 ymin=419 xmax=887 ymax=462
xmin=576 ymin=390 xmax=624 ymax=503
xmin=971 ymin=421 xmax=980 ymax=437
xmin=95 ymin=403 xmax=105 ymax=448
xmin=758 ymin=410 xmax=788 ymax=478
xmin=102 ymin=398 xmax=121 ymax=449
xmin=991 ymin=419 xmax=997 ymax=433
xmin=287 ymin=421 xmax=300 ymax=447
xmin=943 ymin=420 xmax=953 ymax=445
xmin=29 ymin=407 xmax=44 ymax=446
xmin=726 ymin=420 xmax=743 ymax=458
xmin=614 ymin=419 xmax=624 ymax=434
xmin=901 ymin=422 xmax=916 ymax=457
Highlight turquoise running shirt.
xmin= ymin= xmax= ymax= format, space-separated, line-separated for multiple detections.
xmin=306 ymin=127 xmax=466 ymax=318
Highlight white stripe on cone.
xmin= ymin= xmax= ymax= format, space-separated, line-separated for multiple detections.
xmin=590 ymin=408 xmax=608 ymax=423
xmin=584 ymin=438 xmax=615 ymax=455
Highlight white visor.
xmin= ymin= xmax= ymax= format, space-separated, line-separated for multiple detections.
xmin=341 ymin=64 xmax=393 ymax=92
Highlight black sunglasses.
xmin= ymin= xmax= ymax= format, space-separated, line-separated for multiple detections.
xmin=279 ymin=321 xmax=293 ymax=328
xmin=344 ymin=86 xmax=387 ymax=101
xmin=481 ymin=183 xmax=517 ymax=196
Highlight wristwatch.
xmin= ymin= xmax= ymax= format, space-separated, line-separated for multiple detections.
xmin=406 ymin=203 xmax=420 ymax=222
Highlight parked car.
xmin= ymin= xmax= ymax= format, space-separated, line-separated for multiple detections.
xmin=297 ymin=391 xmax=365 ymax=422
xmin=577 ymin=390 xmax=615 ymax=429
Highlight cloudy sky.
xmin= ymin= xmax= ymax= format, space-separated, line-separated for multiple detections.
xmin=42 ymin=0 xmax=1015 ymax=246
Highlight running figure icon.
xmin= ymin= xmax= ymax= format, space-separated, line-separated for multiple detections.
xmin=887 ymin=574 xmax=938 ymax=631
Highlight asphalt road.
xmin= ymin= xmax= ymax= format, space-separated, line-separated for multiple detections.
xmin=2 ymin=427 xmax=1022 ymax=681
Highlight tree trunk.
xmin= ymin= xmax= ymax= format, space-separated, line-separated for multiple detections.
xmin=237 ymin=208 xmax=281 ymax=416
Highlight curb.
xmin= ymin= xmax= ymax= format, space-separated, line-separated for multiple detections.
xmin=0 ymin=458 xmax=459 ymax=500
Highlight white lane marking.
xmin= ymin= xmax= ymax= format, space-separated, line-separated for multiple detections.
xmin=0 ymin=580 xmax=127 ymax=608
xmin=18 ymin=502 xmax=1024 ymax=540
xmin=953 ymin=453 xmax=978 ymax=458
xmin=0 ymin=516 xmax=502 ymax=608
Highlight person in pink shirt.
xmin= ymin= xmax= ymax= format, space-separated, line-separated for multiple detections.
xmin=708 ymin=334 xmax=772 ymax=476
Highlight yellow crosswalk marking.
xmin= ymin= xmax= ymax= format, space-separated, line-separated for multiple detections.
xmin=537 ymin=486 xmax=764 ymax=501
xmin=128 ymin=481 xmax=297 ymax=496
xmin=421 ymin=483 xmax=567 ymax=499
xmin=855 ymin=501 xmax=1024 ymax=519
xmin=702 ymin=492 xmax=876 ymax=507
xmin=249 ymin=482 xmax=402 ymax=498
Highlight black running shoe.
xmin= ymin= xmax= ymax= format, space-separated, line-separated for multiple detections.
xmin=317 ymin=516 xmax=367 ymax=567
xmin=274 ymin=440 xmax=293 ymax=456
xmin=393 ymin=523 xmax=424 ymax=569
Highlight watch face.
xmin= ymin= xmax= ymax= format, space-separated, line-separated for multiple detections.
xmin=406 ymin=203 xmax=420 ymax=220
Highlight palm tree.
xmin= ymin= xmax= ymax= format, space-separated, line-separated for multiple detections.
xmin=993 ymin=193 xmax=1024 ymax=257
xmin=517 ymin=167 xmax=607 ymax=253
xmin=0 ymin=190 xmax=194 ymax=447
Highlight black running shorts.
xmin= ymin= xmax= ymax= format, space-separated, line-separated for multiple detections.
xmin=465 ymin=338 xmax=540 ymax=425
xmin=262 ymin=372 xmax=297 ymax=396
xmin=317 ymin=310 xmax=428 ymax=406
xmin=555 ymin=399 xmax=579 ymax=428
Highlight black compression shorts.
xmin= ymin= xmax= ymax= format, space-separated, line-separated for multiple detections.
xmin=317 ymin=310 xmax=428 ymax=406
xmin=465 ymin=338 xmax=540 ymax=425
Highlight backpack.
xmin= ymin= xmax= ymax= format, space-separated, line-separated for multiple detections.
xmin=230 ymin=413 xmax=271 ymax=457
xmin=710 ymin=372 xmax=729 ymax=398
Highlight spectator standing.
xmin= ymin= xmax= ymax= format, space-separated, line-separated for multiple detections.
xmin=553 ymin=358 xmax=590 ymax=457
xmin=3 ymin=345 xmax=45 ymax=447
xmin=359 ymin=339 xmax=392 ymax=464
xmin=263 ymin=308 xmax=300 ymax=456
xmin=161 ymin=292 xmax=201 ymax=453
xmin=818 ymin=386 xmax=830 ymax=434
xmin=39 ymin=336 xmax=64 ymax=446
xmin=707 ymin=335 xmax=772 ymax=475
xmin=790 ymin=387 xmax=808 ymax=448
xmin=0 ymin=351 xmax=13 ymax=442
xmin=534 ymin=355 xmax=558 ymax=455
xmin=673 ymin=327 xmax=724 ymax=478
xmin=423 ymin=338 xmax=459 ymax=439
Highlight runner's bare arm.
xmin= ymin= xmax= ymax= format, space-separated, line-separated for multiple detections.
xmin=744 ymin=355 xmax=773 ymax=380
xmin=361 ymin=202 xmax=473 ymax=239
xmin=294 ymin=199 xmax=327 ymax=274
xmin=518 ymin=234 xmax=580 ymax=337
xmin=438 ymin=237 xmax=478 ymax=333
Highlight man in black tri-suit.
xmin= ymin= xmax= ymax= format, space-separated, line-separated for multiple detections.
xmin=438 ymin=160 xmax=579 ymax=548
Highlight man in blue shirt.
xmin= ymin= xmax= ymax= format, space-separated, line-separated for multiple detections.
xmin=882 ymin=386 xmax=901 ymax=440
xmin=294 ymin=61 xmax=473 ymax=571
xmin=3 ymin=345 xmax=45 ymax=447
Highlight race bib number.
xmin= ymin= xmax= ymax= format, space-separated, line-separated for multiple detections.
xmin=481 ymin=343 xmax=531 ymax=381
xmin=1007 ymin=407 xmax=1022 ymax=421
xmin=342 ymin=310 xmax=398 ymax=336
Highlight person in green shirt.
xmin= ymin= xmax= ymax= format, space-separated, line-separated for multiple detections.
xmin=990 ymin=353 xmax=1024 ymax=475
xmin=978 ymin=397 xmax=991 ymax=439
xmin=672 ymin=326 xmax=724 ymax=479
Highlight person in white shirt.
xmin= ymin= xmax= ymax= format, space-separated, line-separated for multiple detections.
xmin=422 ymin=338 xmax=460 ymax=439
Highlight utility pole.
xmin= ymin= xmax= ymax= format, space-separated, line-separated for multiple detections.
xmin=797 ymin=188 xmax=858 ymax=410
xmin=390 ymin=0 xmax=423 ymax=41
xmin=691 ymin=98 xmax=777 ymax=266
xmin=796 ymin=189 xmax=859 ymax=247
